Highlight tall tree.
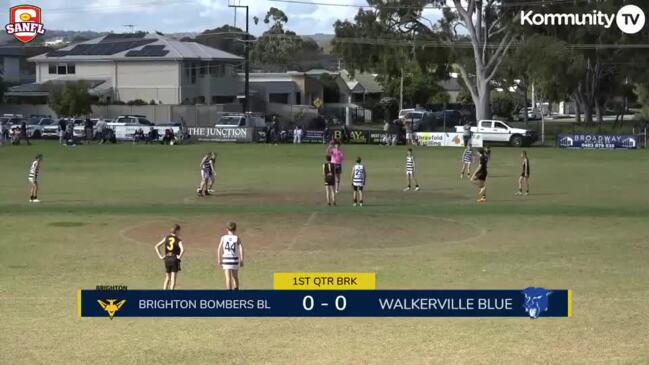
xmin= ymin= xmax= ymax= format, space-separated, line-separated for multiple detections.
xmin=194 ymin=25 xmax=247 ymax=56
xmin=334 ymin=1 xmax=522 ymax=120
xmin=250 ymin=7 xmax=304 ymax=71
xmin=48 ymin=81 xmax=92 ymax=117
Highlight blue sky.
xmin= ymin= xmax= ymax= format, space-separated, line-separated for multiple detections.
xmin=2 ymin=0 xmax=367 ymax=35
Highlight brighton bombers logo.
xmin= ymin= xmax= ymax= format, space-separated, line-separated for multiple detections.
xmin=5 ymin=5 xmax=46 ymax=44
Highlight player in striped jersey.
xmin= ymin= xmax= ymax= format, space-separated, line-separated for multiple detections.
xmin=460 ymin=145 xmax=473 ymax=178
xmin=403 ymin=148 xmax=420 ymax=191
xmin=351 ymin=157 xmax=366 ymax=207
xmin=197 ymin=152 xmax=215 ymax=196
xmin=217 ymin=221 xmax=244 ymax=290
xmin=28 ymin=154 xmax=43 ymax=203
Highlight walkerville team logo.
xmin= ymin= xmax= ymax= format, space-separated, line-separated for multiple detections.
xmin=5 ymin=5 xmax=46 ymax=44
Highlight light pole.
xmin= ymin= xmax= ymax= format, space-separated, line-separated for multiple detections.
xmin=229 ymin=1 xmax=250 ymax=113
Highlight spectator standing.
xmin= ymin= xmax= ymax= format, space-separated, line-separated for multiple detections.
xmin=65 ymin=120 xmax=74 ymax=143
xmin=96 ymin=119 xmax=106 ymax=143
xmin=383 ymin=119 xmax=390 ymax=146
xmin=0 ymin=120 xmax=8 ymax=145
xmin=58 ymin=119 xmax=67 ymax=144
xmin=463 ymin=121 xmax=472 ymax=147
xmin=19 ymin=121 xmax=31 ymax=145
xmin=405 ymin=119 xmax=413 ymax=145
xmin=341 ymin=124 xmax=350 ymax=144
xmin=293 ymin=125 xmax=303 ymax=144
xmin=84 ymin=118 xmax=93 ymax=142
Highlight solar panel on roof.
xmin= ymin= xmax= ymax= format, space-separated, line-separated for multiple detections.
xmin=125 ymin=45 xmax=169 ymax=57
xmin=46 ymin=39 xmax=156 ymax=57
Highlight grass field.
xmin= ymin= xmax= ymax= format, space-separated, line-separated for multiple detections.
xmin=1 ymin=141 xmax=648 ymax=364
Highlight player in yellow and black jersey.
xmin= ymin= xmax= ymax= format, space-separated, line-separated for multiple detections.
xmin=154 ymin=224 xmax=184 ymax=290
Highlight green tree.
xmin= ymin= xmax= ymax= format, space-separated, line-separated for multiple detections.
xmin=250 ymin=8 xmax=303 ymax=71
xmin=515 ymin=0 xmax=649 ymax=123
xmin=194 ymin=25 xmax=247 ymax=56
xmin=490 ymin=90 xmax=517 ymax=121
xmin=334 ymin=1 xmax=524 ymax=120
xmin=377 ymin=65 xmax=448 ymax=107
xmin=48 ymin=81 xmax=92 ymax=117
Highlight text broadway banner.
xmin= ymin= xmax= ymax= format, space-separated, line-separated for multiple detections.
xmin=79 ymin=288 xmax=571 ymax=319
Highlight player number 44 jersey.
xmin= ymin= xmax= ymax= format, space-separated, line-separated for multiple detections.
xmin=221 ymin=234 xmax=240 ymax=265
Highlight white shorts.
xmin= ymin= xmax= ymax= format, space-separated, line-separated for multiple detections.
xmin=406 ymin=132 xmax=413 ymax=140
xmin=222 ymin=264 xmax=239 ymax=270
xmin=28 ymin=177 xmax=37 ymax=184
xmin=406 ymin=170 xmax=414 ymax=176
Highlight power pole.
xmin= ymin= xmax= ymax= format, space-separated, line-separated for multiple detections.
xmin=122 ymin=24 xmax=136 ymax=33
xmin=229 ymin=1 xmax=250 ymax=113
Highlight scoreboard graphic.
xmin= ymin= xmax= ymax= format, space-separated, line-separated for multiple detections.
xmin=79 ymin=273 xmax=572 ymax=320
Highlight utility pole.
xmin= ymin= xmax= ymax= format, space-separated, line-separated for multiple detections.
xmin=122 ymin=24 xmax=136 ymax=33
xmin=399 ymin=67 xmax=404 ymax=111
xmin=229 ymin=1 xmax=250 ymax=113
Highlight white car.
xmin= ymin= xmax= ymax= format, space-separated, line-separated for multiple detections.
xmin=107 ymin=115 xmax=183 ymax=141
xmin=8 ymin=117 xmax=51 ymax=138
xmin=214 ymin=114 xmax=266 ymax=129
xmin=455 ymin=120 xmax=538 ymax=147
xmin=518 ymin=107 xmax=542 ymax=121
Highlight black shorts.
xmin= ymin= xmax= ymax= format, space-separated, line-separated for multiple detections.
xmin=475 ymin=172 xmax=487 ymax=181
xmin=164 ymin=256 xmax=181 ymax=273
xmin=352 ymin=185 xmax=364 ymax=191
xmin=521 ymin=172 xmax=530 ymax=178
xmin=334 ymin=164 xmax=342 ymax=174
xmin=325 ymin=175 xmax=335 ymax=186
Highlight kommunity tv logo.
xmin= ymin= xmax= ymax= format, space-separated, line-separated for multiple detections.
xmin=521 ymin=4 xmax=645 ymax=34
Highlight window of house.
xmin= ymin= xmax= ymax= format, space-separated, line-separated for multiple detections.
xmin=67 ymin=64 xmax=75 ymax=74
xmin=191 ymin=64 xmax=197 ymax=84
xmin=212 ymin=96 xmax=236 ymax=104
xmin=269 ymin=93 xmax=290 ymax=104
xmin=57 ymin=64 xmax=67 ymax=74
xmin=48 ymin=64 xmax=56 ymax=74
xmin=199 ymin=61 xmax=207 ymax=76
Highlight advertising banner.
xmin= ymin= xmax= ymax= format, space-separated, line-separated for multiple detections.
xmin=558 ymin=134 xmax=639 ymax=149
xmin=330 ymin=129 xmax=370 ymax=144
xmin=415 ymin=132 xmax=483 ymax=147
xmin=188 ymin=127 xmax=254 ymax=142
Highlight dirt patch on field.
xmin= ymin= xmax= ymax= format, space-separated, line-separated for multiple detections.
xmin=122 ymin=213 xmax=481 ymax=252
xmin=184 ymin=191 xmax=321 ymax=206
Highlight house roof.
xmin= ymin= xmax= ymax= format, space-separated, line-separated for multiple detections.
xmin=28 ymin=33 xmax=243 ymax=62
xmin=339 ymin=70 xmax=383 ymax=94
xmin=6 ymin=79 xmax=108 ymax=97
xmin=0 ymin=46 xmax=50 ymax=57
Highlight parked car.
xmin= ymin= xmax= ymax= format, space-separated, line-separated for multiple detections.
xmin=454 ymin=120 xmax=538 ymax=147
xmin=107 ymin=115 xmax=182 ymax=141
xmin=518 ymin=107 xmax=542 ymax=121
xmin=214 ymin=113 xmax=266 ymax=128
xmin=8 ymin=117 xmax=37 ymax=137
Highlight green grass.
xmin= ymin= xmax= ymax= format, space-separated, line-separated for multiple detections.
xmin=1 ymin=141 xmax=649 ymax=364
